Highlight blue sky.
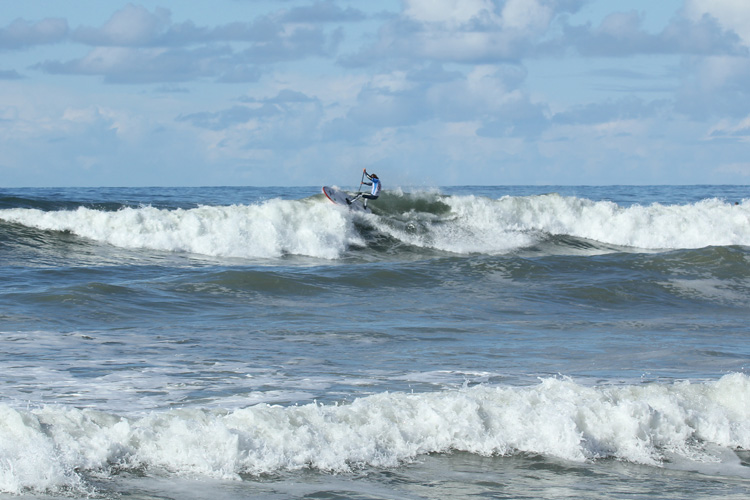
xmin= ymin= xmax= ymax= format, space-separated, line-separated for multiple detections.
xmin=1 ymin=0 xmax=750 ymax=187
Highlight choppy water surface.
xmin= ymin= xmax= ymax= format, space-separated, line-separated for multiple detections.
xmin=1 ymin=185 xmax=749 ymax=499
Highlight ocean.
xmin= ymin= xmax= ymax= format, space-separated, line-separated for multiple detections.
xmin=0 ymin=185 xmax=749 ymax=499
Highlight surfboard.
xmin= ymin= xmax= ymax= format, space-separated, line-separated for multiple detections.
xmin=322 ymin=186 xmax=371 ymax=213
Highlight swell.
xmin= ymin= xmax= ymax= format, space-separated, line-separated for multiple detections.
xmin=4 ymin=246 xmax=749 ymax=338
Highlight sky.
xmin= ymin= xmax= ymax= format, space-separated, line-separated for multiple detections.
xmin=1 ymin=0 xmax=750 ymax=187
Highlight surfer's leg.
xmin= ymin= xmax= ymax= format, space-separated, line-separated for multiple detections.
xmin=362 ymin=194 xmax=375 ymax=208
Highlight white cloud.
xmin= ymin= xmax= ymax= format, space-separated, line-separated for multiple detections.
xmin=706 ymin=115 xmax=750 ymax=141
xmin=351 ymin=0 xmax=586 ymax=65
xmin=501 ymin=0 xmax=554 ymax=34
xmin=35 ymin=4 xmax=343 ymax=84
xmin=404 ymin=0 xmax=496 ymax=26
xmin=72 ymin=4 xmax=171 ymax=46
xmin=39 ymin=46 xmax=213 ymax=83
xmin=565 ymin=7 xmax=747 ymax=57
xmin=685 ymin=0 xmax=750 ymax=46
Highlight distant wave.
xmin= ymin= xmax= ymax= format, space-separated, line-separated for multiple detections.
xmin=1 ymin=374 xmax=748 ymax=494
xmin=1 ymin=193 xmax=749 ymax=260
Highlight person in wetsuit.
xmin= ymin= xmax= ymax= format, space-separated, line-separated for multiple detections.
xmin=348 ymin=169 xmax=381 ymax=208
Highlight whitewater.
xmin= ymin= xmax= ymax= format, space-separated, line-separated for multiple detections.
xmin=2 ymin=189 xmax=749 ymax=260
xmin=1 ymin=185 xmax=749 ymax=499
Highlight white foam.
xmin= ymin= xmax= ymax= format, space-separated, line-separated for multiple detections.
xmin=0 ymin=405 xmax=89 ymax=495
xmin=378 ymin=194 xmax=540 ymax=254
xmin=371 ymin=193 xmax=750 ymax=255
xmin=0 ymin=199 xmax=363 ymax=260
xmin=534 ymin=196 xmax=750 ymax=249
xmin=2 ymin=195 xmax=749 ymax=259
xmin=2 ymin=374 xmax=749 ymax=493
xmin=435 ymin=194 xmax=750 ymax=253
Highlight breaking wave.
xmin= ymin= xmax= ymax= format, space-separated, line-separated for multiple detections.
xmin=1 ymin=374 xmax=749 ymax=494
xmin=1 ymin=192 xmax=749 ymax=260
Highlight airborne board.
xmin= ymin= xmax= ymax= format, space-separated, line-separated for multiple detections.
xmin=322 ymin=186 xmax=371 ymax=213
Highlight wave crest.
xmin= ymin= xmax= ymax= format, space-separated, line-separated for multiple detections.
xmin=0 ymin=199 xmax=363 ymax=260
xmin=1 ymin=374 xmax=749 ymax=493
xmin=2 ymin=193 xmax=749 ymax=260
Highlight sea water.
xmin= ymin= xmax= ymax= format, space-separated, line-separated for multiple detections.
xmin=0 ymin=185 xmax=749 ymax=499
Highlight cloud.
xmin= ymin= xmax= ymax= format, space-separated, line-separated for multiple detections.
xmin=177 ymin=104 xmax=281 ymax=131
xmin=315 ymin=63 xmax=540 ymax=144
xmin=199 ymin=18 xmax=283 ymax=44
xmin=69 ymin=5 xmax=350 ymax=49
xmin=216 ymin=65 xmax=262 ymax=84
xmin=685 ymin=0 xmax=750 ymax=47
xmin=66 ymin=3 xmax=358 ymax=50
xmin=320 ymin=117 xmax=369 ymax=143
xmin=0 ymin=69 xmax=23 ymax=80
xmin=0 ymin=104 xmax=120 ymax=178
xmin=674 ymin=55 xmax=750 ymax=119
xmin=245 ymin=89 xmax=316 ymax=104
xmin=403 ymin=0 xmax=495 ymax=26
xmin=344 ymin=0 xmax=746 ymax=67
xmin=279 ymin=1 xmax=367 ymax=23
xmin=427 ymin=64 xmax=530 ymax=123
xmin=563 ymin=8 xmax=748 ymax=58
xmin=553 ymin=96 xmax=668 ymax=125
xmin=37 ymin=45 xmax=240 ymax=84
xmin=8 ymin=1 xmax=750 ymax=186
xmin=706 ymin=115 xmax=750 ymax=142
xmin=71 ymin=4 xmax=171 ymax=46
xmin=177 ymin=89 xmax=324 ymax=155
xmin=67 ymin=4 xmax=285 ymax=48
xmin=0 ymin=18 xmax=68 ymax=49
xmin=238 ymin=25 xmax=343 ymax=63
xmin=347 ymin=84 xmax=430 ymax=128
xmin=476 ymin=97 xmax=549 ymax=138
xmin=36 ymin=5 xmax=345 ymax=83
xmin=406 ymin=62 xmax=463 ymax=84
xmin=340 ymin=63 xmax=545 ymax=140
xmin=340 ymin=0 xmax=586 ymax=66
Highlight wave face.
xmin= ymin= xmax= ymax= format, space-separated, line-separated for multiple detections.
xmin=1 ymin=374 xmax=748 ymax=494
xmin=1 ymin=191 xmax=749 ymax=261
